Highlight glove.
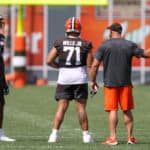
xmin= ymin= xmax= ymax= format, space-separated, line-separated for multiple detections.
xmin=90 ymin=88 xmax=97 ymax=97
xmin=3 ymin=84 xmax=9 ymax=95
xmin=90 ymin=82 xmax=98 ymax=97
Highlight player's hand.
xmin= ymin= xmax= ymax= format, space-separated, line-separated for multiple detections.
xmin=90 ymin=81 xmax=98 ymax=97
xmin=3 ymin=84 xmax=9 ymax=95
xmin=90 ymin=81 xmax=99 ymax=91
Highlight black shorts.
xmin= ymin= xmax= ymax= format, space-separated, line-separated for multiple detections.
xmin=0 ymin=95 xmax=5 ymax=105
xmin=55 ymin=84 xmax=88 ymax=101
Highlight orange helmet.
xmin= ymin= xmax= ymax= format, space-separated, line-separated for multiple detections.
xmin=0 ymin=15 xmax=4 ymax=28
xmin=0 ymin=15 xmax=4 ymax=23
xmin=65 ymin=17 xmax=81 ymax=34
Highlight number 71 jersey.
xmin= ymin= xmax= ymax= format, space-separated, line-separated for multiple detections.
xmin=53 ymin=37 xmax=93 ymax=84
xmin=53 ymin=37 xmax=92 ymax=68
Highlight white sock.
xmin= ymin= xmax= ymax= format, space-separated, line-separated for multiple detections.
xmin=51 ymin=129 xmax=58 ymax=135
xmin=82 ymin=130 xmax=89 ymax=136
xmin=0 ymin=128 xmax=4 ymax=136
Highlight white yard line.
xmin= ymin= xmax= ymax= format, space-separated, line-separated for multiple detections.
xmin=0 ymin=145 xmax=70 ymax=149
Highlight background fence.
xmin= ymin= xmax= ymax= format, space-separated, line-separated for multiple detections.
xmin=0 ymin=0 xmax=150 ymax=86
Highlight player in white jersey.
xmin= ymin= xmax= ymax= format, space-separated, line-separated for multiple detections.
xmin=47 ymin=17 xmax=93 ymax=143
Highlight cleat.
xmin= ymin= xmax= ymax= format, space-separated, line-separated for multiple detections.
xmin=101 ymin=137 xmax=118 ymax=145
xmin=48 ymin=134 xmax=58 ymax=143
xmin=0 ymin=135 xmax=16 ymax=142
xmin=83 ymin=133 xmax=93 ymax=143
xmin=127 ymin=137 xmax=138 ymax=144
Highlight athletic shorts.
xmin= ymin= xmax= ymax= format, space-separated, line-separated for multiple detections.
xmin=0 ymin=94 xmax=5 ymax=105
xmin=104 ymin=86 xmax=134 ymax=111
xmin=55 ymin=84 xmax=88 ymax=101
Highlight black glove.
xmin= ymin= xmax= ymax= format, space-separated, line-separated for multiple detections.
xmin=90 ymin=82 xmax=98 ymax=98
xmin=90 ymin=89 xmax=98 ymax=98
xmin=3 ymin=84 xmax=9 ymax=95
xmin=90 ymin=89 xmax=97 ymax=97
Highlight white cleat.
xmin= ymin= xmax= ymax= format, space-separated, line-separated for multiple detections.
xmin=83 ymin=133 xmax=93 ymax=143
xmin=0 ymin=135 xmax=16 ymax=142
xmin=48 ymin=134 xmax=58 ymax=143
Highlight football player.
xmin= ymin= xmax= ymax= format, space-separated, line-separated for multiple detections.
xmin=47 ymin=17 xmax=93 ymax=143
xmin=0 ymin=15 xmax=15 ymax=142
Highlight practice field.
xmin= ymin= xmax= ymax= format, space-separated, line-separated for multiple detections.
xmin=0 ymin=85 xmax=150 ymax=150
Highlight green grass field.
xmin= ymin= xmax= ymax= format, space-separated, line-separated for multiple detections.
xmin=0 ymin=85 xmax=150 ymax=150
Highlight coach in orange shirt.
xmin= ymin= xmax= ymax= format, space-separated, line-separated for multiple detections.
xmin=90 ymin=22 xmax=150 ymax=145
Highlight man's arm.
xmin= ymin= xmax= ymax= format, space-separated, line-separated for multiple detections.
xmin=142 ymin=48 xmax=150 ymax=58
xmin=46 ymin=47 xmax=59 ymax=68
xmin=89 ymin=58 xmax=101 ymax=90
xmin=0 ymin=55 xmax=9 ymax=95
xmin=86 ymin=51 xmax=93 ymax=78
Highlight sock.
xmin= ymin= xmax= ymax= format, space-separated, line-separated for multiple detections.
xmin=51 ymin=129 xmax=58 ymax=135
xmin=0 ymin=128 xmax=4 ymax=136
xmin=82 ymin=130 xmax=89 ymax=136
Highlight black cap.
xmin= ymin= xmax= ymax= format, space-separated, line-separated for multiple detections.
xmin=107 ymin=22 xmax=122 ymax=34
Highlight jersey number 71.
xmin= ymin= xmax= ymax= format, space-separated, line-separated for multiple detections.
xmin=63 ymin=46 xmax=81 ymax=66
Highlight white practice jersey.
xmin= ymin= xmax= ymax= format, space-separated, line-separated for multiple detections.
xmin=58 ymin=66 xmax=88 ymax=84
xmin=53 ymin=36 xmax=92 ymax=85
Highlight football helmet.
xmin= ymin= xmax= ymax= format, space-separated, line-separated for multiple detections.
xmin=0 ymin=15 xmax=4 ymax=23
xmin=0 ymin=15 xmax=4 ymax=28
xmin=65 ymin=17 xmax=81 ymax=34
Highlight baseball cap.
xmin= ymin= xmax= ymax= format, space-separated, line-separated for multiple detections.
xmin=107 ymin=22 xmax=122 ymax=33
